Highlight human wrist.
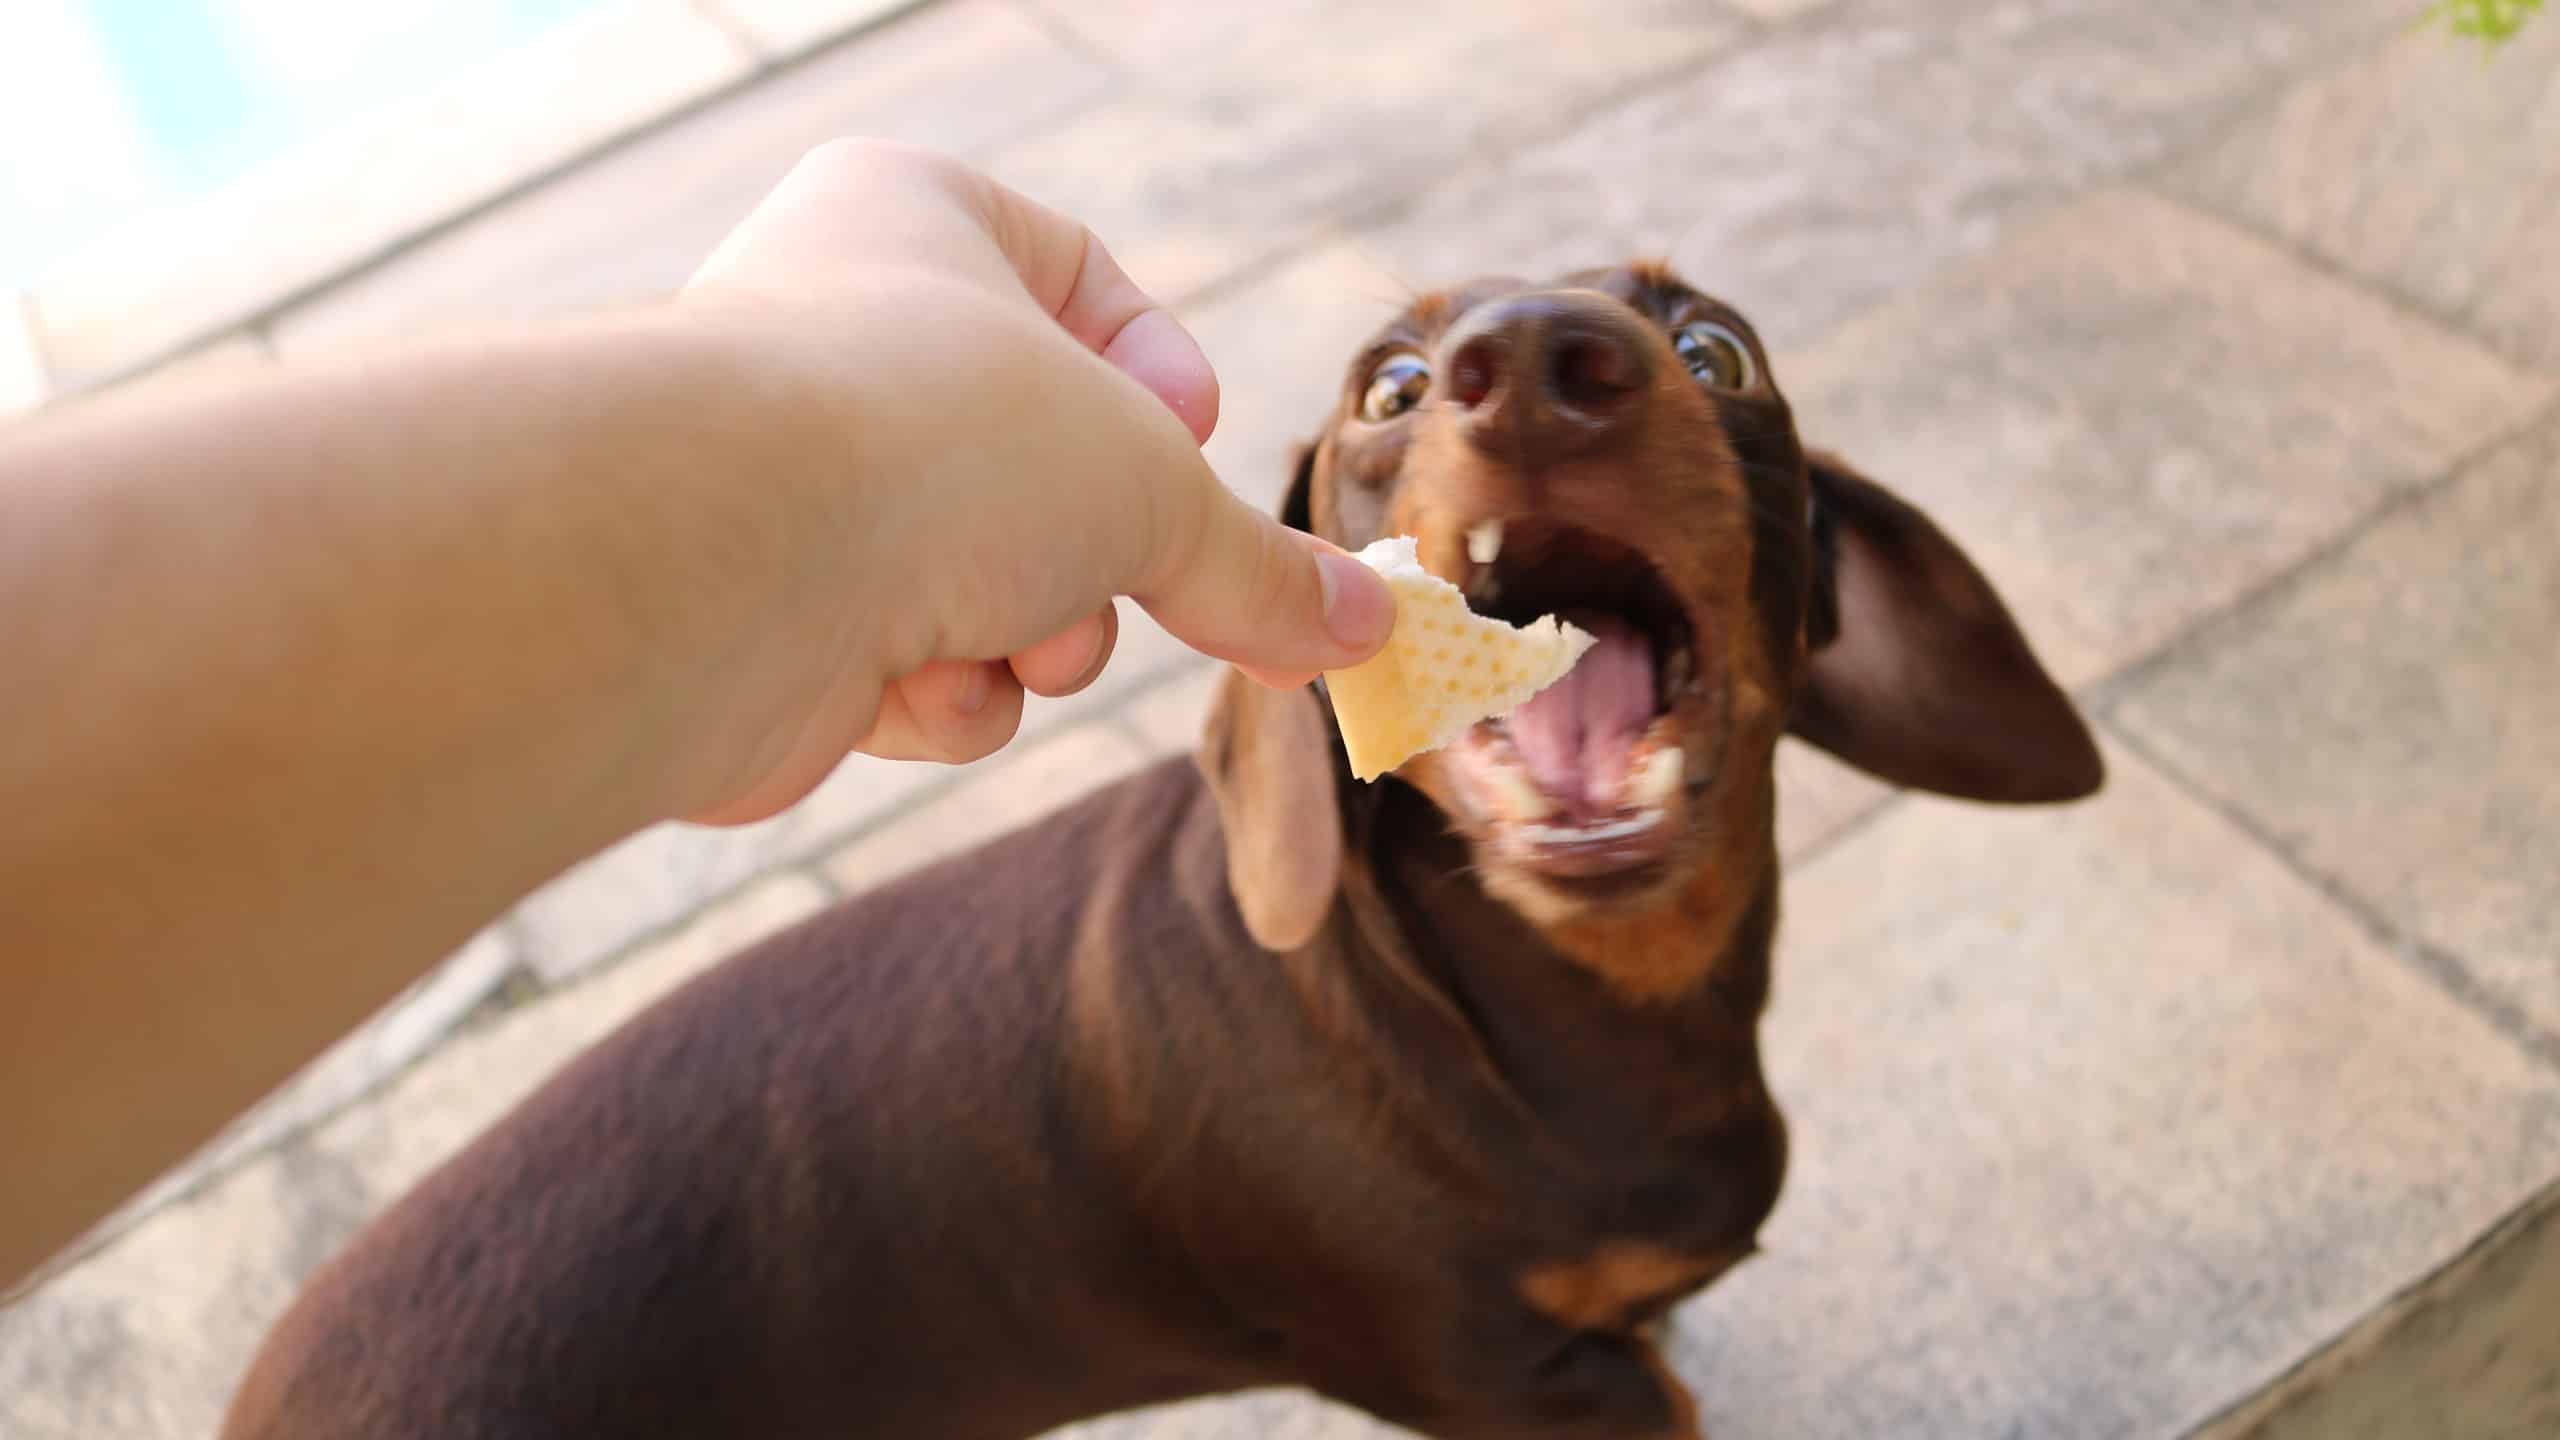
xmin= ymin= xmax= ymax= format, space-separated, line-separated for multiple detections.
xmin=606 ymin=305 xmax=902 ymax=821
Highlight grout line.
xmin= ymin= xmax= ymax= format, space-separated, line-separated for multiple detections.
xmin=1711 ymin=0 xmax=1778 ymax=36
xmin=1174 ymin=8 xmax=2547 ymax=914
xmin=2177 ymin=1175 xmax=2560 ymax=1439
xmin=685 ymin=0 xmax=778 ymax=67
xmin=1794 ymin=415 xmax=2560 ymax=969
xmin=1165 ymin=227 xmax=1354 ymax=318
xmin=794 ymin=691 xmax=1190 ymax=902
xmin=514 ymin=856 xmax=858 ymax=994
xmin=6 ymin=939 xmax=526 ymax=1300
xmin=2134 ymin=181 xmax=2560 ymax=385
xmin=2102 ymin=716 xmax=2560 ymax=1075
xmin=2079 ymin=380 xmax=2560 ymax=1074
xmin=1003 ymin=0 xmax=1131 ymax=78
xmin=2083 ymin=389 xmax=2560 ymax=716
xmin=1107 ymin=711 xmax=1169 ymax=759
xmin=2113 ymin=3 xmax=2560 ymax=375
xmin=1756 ymin=0 xmax=2430 ymax=373
xmin=1784 ymin=786 xmax=1907 ymax=871
xmin=1175 ymin=0 xmax=2401 ymax=341
xmin=1161 ymin=16 xmax=1759 ymax=316
xmin=800 ymin=855 xmax=853 ymax=902
xmin=14 ymin=289 xmax=63 ymax=404
xmin=496 ymin=669 xmax=1209 ymax=990
xmin=57 ymin=0 xmax=2400 ymax=403
xmin=6 ymin=288 xmax=56 ymax=404
xmin=2120 ymin=0 xmax=2425 ymax=192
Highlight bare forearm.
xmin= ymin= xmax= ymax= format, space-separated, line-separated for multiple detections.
xmin=0 ymin=312 xmax=873 ymax=1283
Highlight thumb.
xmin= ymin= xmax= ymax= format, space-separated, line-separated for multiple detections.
xmin=1135 ymin=487 xmax=1395 ymax=688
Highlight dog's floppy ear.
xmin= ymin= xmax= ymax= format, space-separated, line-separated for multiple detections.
xmin=1790 ymin=452 xmax=2102 ymax=803
xmin=1198 ymin=442 xmax=1345 ymax=951
xmin=1201 ymin=669 xmax=1345 ymax=951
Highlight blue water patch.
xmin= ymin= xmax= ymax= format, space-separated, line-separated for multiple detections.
xmin=5 ymin=0 xmax=612 ymax=288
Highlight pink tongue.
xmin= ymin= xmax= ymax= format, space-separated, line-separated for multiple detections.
xmin=1507 ymin=613 xmax=1655 ymax=815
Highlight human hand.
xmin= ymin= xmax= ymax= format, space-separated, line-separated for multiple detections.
xmin=668 ymin=141 xmax=1392 ymax=824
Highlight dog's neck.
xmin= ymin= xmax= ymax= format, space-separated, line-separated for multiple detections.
xmin=1340 ymin=774 xmax=1781 ymax=1169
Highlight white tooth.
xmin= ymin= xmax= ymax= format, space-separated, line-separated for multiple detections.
xmin=1628 ymin=747 xmax=1684 ymax=808
xmin=1466 ymin=518 xmax=1504 ymax=566
xmin=1527 ymin=810 xmax=1665 ymax=845
xmin=1486 ymin=765 xmax=1554 ymax=820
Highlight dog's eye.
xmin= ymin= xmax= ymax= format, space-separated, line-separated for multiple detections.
xmin=1359 ymin=354 xmax=1432 ymax=422
xmin=1672 ymin=322 xmax=1755 ymax=391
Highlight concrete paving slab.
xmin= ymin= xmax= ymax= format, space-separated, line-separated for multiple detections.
xmin=1773 ymin=741 xmax=1896 ymax=862
xmin=1179 ymin=241 xmax=1412 ymax=517
xmin=2196 ymin=1182 xmax=2560 ymax=1440
xmin=2111 ymin=411 xmax=2560 ymax=1058
xmin=1348 ymin=0 xmax=2411 ymax=356
xmin=314 ymin=874 xmax=831 ymax=1200
xmin=1017 ymin=594 xmax=1212 ymax=743
xmin=1719 ymin=0 xmax=1842 ymax=20
xmin=1665 ymin=739 xmax=2560 ymax=1438
xmin=514 ymin=748 xmax=944 ymax=983
xmin=0 ymin=875 xmax=828 ymax=1440
xmin=987 ymin=0 xmax=1741 ymax=302
xmin=7 ymin=924 xmax=509 ymax=1309
xmin=108 ymin=927 xmax=514 ymax=1236
xmin=822 ymin=720 xmax=1152 ymax=894
xmin=706 ymin=0 xmax=930 ymax=60
xmin=273 ymin=0 xmax=1106 ymax=356
xmin=1122 ymin=662 xmax=1223 ymax=757
xmin=1776 ymin=185 xmax=2551 ymax=689
xmin=2166 ymin=17 xmax=2560 ymax=370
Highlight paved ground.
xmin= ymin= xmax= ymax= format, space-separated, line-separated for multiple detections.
xmin=5 ymin=2 xmax=2558 ymax=1436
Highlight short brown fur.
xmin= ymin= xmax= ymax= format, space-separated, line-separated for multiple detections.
xmin=1521 ymin=1242 xmax=1738 ymax=1332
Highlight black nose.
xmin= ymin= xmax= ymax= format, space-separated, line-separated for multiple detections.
xmin=1441 ymin=290 xmax=1654 ymax=467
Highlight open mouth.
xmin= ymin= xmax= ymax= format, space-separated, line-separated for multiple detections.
xmin=1445 ymin=517 xmax=1706 ymax=880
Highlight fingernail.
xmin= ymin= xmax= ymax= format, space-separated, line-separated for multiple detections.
xmin=954 ymin=662 xmax=992 ymax=714
xmin=1314 ymin=547 xmax=1394 ymax=653
xmin=1068 ymin=633 xmax=1113 ymax=693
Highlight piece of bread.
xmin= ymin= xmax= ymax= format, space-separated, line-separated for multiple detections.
xmin=1323 ymin=536 xmax=1596 ymax=782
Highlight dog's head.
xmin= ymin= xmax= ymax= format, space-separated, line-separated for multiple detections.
xmin=1204 ymin=263 xmax=2099 ymax=961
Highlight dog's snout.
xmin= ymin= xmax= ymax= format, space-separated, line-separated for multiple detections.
xmin=1441 ymin=291 xmax=1654 ymax=467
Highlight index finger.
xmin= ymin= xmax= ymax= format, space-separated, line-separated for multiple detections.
xmin=814 ymin=141 xmax=1223 ymax=443
xmin=690 ymin=140 xmax=1220 ymax=442
xmin=958 ymin=166 xmax=1220 ymax=446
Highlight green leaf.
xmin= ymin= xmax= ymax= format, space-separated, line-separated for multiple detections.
xmin=2419 ymin=0 xmax=2546 ymax=48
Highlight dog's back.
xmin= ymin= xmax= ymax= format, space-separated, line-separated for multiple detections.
xmin=224 ymin=757 xmax=1255 ymax=1440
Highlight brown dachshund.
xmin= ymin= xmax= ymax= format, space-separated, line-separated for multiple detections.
xmin=221 ymin=263 xmax=2099 ymax=1440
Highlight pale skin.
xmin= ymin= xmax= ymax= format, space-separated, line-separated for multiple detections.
xmin=0 ymin=140 xmax=1395 ymax=1289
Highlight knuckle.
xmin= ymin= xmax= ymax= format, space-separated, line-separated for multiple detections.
xmin=794 ymin=135 xmax=886 ymax=184
xmin=797 ymin=137 xmax=967 ymax=197
xmin=940 ymin=692 xmax=1022 ymax=765
xmin=1246 ymin=520 xmax=1298 ymax=614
